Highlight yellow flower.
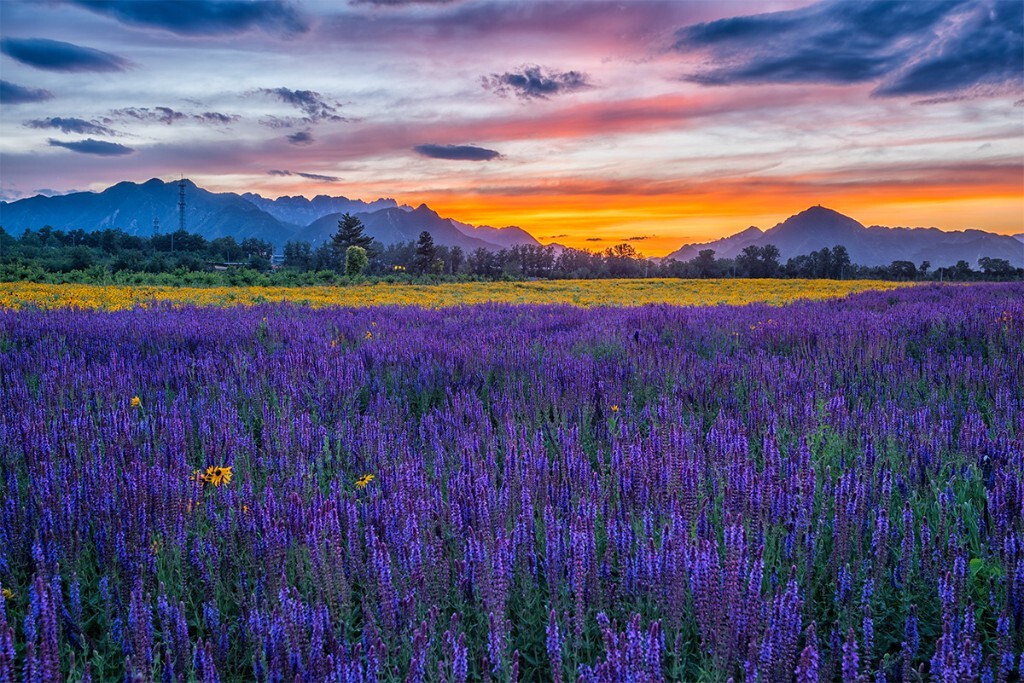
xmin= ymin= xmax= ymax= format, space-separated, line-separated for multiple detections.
xmin=365 ymin=331 xmax=373 ymax=340
xmin=131 ymin=396 xmax=142 ymax=408
xmin=1 ymin=588 xmax=13 ymax=601
xmin=202 ymin=465 xmax=233 ymax=487
xmin=355 ymin=474 xmax=375 ymax=489
xmin=610 ymin=404 xmax=619 ymax=413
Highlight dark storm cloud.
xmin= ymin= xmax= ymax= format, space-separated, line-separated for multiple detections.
xmin=25 ymin=117 xmax=116 ymax=135
xmin=267 ymin=169 xmax=340 ymax=181
xmin=0 ymin=80 xmax=54 ymax=104
xmin=65 ymin=0 xmax=310 ymax=36
xmin=413 ymin=143 xmax=501 ymax=161
xmin=875 ymin=1 xmax=1024 ymax=96
xmin=484 ymin=65 xmax=590 ymax=100
xmin=1 ymin=38 xmax=129 ymax=72
xmin=258 ymin=88 xmax=344 ymax=122
xmin=287 ymin=130 xmax=314 ymax=145
xmin=674 ymin=0 xmax=1022 ymax=98
xmin=47 ymin=138 xmax=134 ymax=156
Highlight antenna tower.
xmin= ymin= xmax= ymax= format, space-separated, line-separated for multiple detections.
xmin=178 ymin=177 xmax=186 ymax=233
xmin=152 ymin=216 xmax=161 ymax=236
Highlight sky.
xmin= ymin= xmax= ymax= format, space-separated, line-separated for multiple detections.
xmin=0 ymin=0 xmax=1022 ymax=255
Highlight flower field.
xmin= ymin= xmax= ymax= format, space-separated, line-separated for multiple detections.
xmin=0 ymin=278 xmax=912 ymax=310
xmin=1 ymin=283 xmax=1022 ymax=681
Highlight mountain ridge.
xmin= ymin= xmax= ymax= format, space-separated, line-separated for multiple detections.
xmin=666 ymin=206 xmax=1023 ymax=268
xmin=0 ymin=179 xmax=539 ymax=252
xmin=2 ymin=183 xmax=1020 ymax=266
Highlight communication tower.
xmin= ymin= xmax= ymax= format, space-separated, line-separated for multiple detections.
xmin=178 ymin=177 xmax=186 ymax=233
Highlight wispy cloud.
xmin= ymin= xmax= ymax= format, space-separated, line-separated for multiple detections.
xmin=413 ymin=143 xmax=501 ymax=161
xmin=258 ymin=87 xmax=344 ymax=122
xmin=267 ymin=169 xmax=340 ymax=181
xmin=26 ymin=117 xmax=116 ymax=135
xmin=194 ymin=111 xmax=239 ymax=124
xmin=108 ymin=106 xmax=186 ymax=124
xmin=1 ymin=37 xmax=129 ymax=72
xmin=352 ymin=0 xmax=460 ymax=6
xmin=674 ymin=0 xmax=1024 ymax=98
xmin=106 ymin=106 xmax=238 ymax=125
xmin=483 ymin=65 xmax=590 ymax=100
xmin=64 ymin=0 xmax=311 ymax=36
xmin=0 ymin=80 xmax=53 ymax=104
xmin=48 ymin=138 xmax=134 ymax=155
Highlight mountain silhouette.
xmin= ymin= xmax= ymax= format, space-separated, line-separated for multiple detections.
xmin=666 ymin=206 xmax=1023 ymax=267
xmin=0 ymin=178 xmax=295 ymax=243
xmin=301 ymin=204 xmax=502 ymax=251
xmin=1 ymin=179 xmax=540 ymax=252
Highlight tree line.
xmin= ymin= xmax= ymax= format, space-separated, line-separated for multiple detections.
xmin=1 ymin=216 xmax=1020 ymax=284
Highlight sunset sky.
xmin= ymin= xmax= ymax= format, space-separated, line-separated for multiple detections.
xmin=1 ymin=0 xmax=1021 ymax=254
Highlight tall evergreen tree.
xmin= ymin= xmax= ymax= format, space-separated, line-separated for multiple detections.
xmin=413 ymin=231 xmax=438 ymax=274
xmin=332 ymin=214 xmax=373 ymax=254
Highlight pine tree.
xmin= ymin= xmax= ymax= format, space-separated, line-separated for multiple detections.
xmin=413 ymin=231 xmax=437 ymax=274
xmin=332 ymin=214 xmax=373 ymax=254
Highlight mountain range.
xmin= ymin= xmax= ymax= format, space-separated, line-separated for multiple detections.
xmin=1 ymin=181 xmax=1020 ymax=267
xmin=666 ymin=206 xmax=1023 ymax=268
xmin=0 ymin=179 xmax=540 ymax=253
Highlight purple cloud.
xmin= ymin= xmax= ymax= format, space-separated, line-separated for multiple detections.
xmin=484 ymin=65 xmax=590 ymax=100
xmin=65 ymin=0 xmax=310 ymax=36
xmin=48 ymin=138 xmax=134 ymax=156
xmin=258 ymin=88 xmax=343 ymax=122
xmin=414 ymin=143 xmax=500 ymax=161
xmin=26 ymin=117 xmax=116 ymax=135
xmin=0 ymin=80 xmax=54 ymax=104
xmin=1 ymin=37 xmax=129 ymax=72
xmin=287 ymin=130 xmax=314 ymax=145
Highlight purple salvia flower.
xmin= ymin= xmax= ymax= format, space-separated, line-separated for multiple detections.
xmin=862 ymin=608 xmax=874 ymax=665
xmin=453 ymin=632 xmax=468 ymax=683
xmin=842 ymin=628 xmax=859 ymax=683
xmin=795 ymin=623 xmax=819 ymax=683
xmin=547 ymin=609 xmax=563 ymax=683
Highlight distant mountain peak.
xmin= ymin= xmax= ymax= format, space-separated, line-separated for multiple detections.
xmin=773 ymin=205 xmax=863 ymax=229
xmin=797 ymin=204 xmax=843 ymax=217
xmin=665 ymin=205 xmax=1021 ymax=267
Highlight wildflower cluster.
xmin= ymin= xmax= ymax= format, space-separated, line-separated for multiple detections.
xmin=0 ymin=278 xmax=914 ymax=311
xmin=195 ymin=465 xmax=233 ymax=487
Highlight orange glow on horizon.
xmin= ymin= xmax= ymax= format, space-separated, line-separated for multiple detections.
xmin=399 ymin=179 xmax=1024 ymax=256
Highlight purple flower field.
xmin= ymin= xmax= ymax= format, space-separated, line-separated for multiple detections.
xmin=1 ymin=284 xmax=1022 ymax=681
